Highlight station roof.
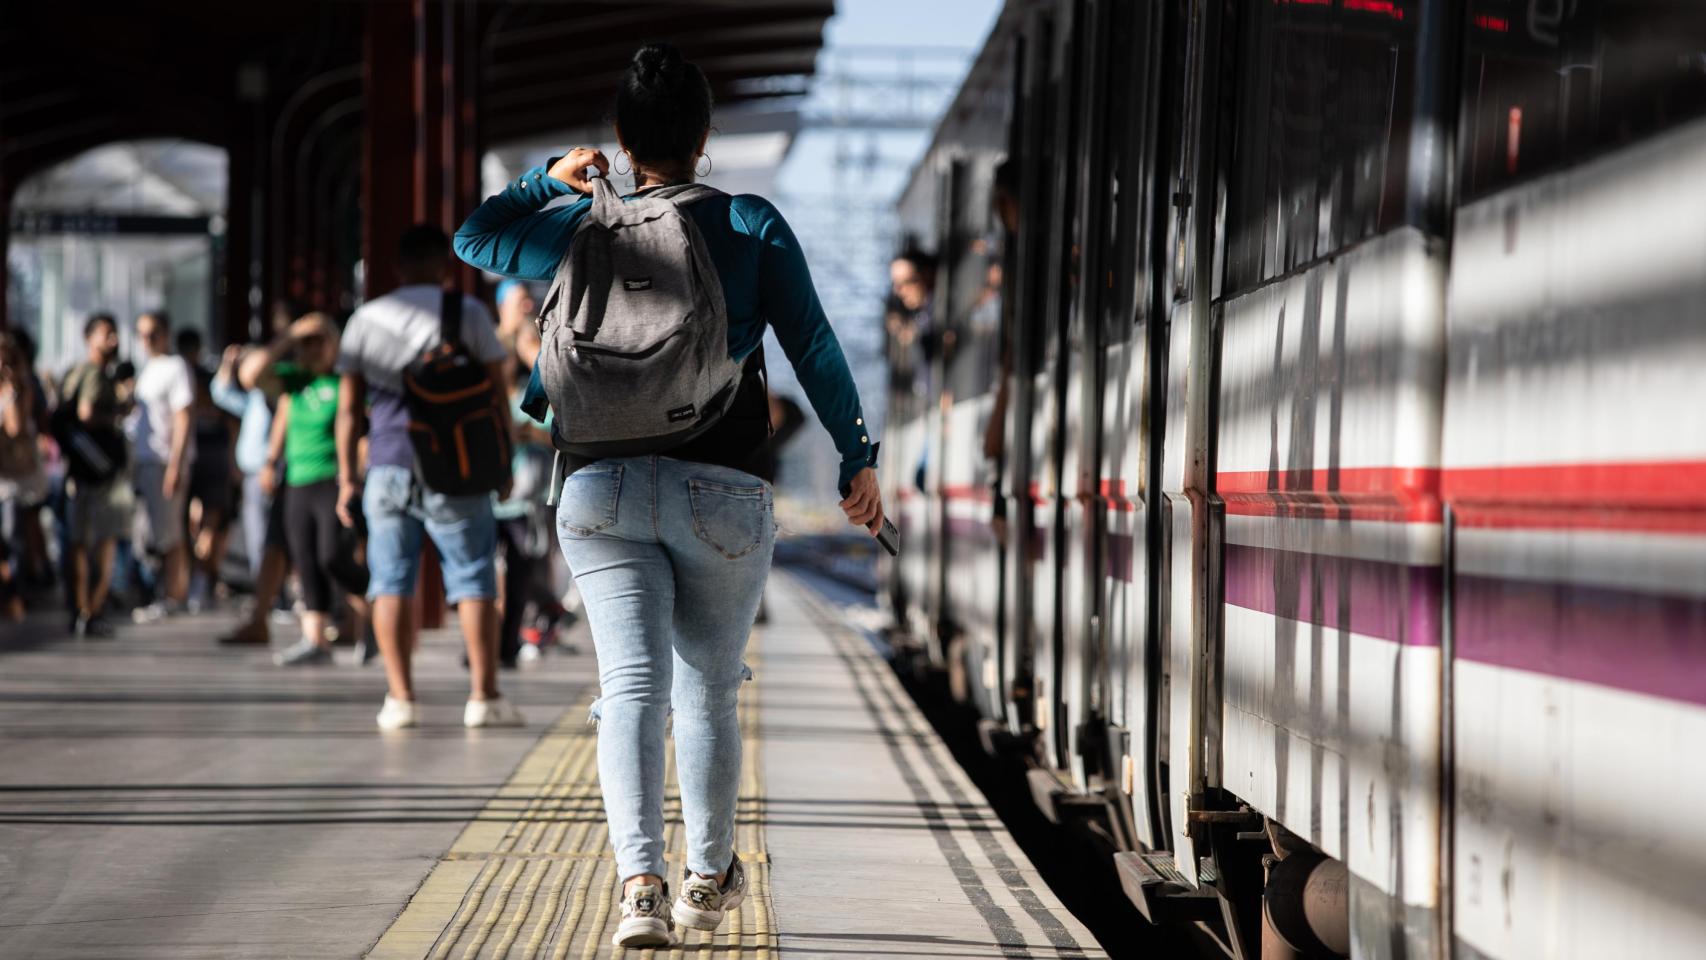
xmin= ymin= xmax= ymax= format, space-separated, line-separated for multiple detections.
xmin=0 ymin=0 xmax=834 ymax=186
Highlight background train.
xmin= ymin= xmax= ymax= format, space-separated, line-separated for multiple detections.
xmin=876 ymin=0 xmax=1706 ymax=957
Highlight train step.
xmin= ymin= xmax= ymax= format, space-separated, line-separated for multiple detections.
xmin=1114 ymin=850 xmax=1222 ymax=925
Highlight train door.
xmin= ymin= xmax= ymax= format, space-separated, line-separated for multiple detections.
xmin=1056 ymin=0 xmax=1121 ymax=793
xmin=1100 ymin=0 xmax=1169 ymax=853
xmin=1029 ymin=0 xmax=1088 ymax=774
xmin=918 ymin=160 xmax=963 ymax=670
xmin=999 ymin=7 xmax=1056 ymax=741
xmin=937 ymin=154 xmax=1007 ymax=716
xmin=1154 ymin=0 xmax=1226 ymax=891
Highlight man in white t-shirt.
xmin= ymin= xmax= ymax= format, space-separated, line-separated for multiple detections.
xmin=335 ymin=224 xmax=521 ymax=731
xmin=130 ymin=311 xmax=197 ymax=610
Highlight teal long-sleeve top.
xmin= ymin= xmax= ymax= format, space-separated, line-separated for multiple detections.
xmin=453 ymin=163 xmax=874 ymax=494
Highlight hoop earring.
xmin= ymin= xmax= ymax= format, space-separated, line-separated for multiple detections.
xmin=614 ymin=151 xmax=632 ymax=177
xmin=695 ymin=153 xmax=712 ymax=178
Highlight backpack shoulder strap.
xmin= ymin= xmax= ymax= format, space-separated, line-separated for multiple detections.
xmin=440 ymin=287 xmax=462 ymax=347
xmin=655 ymin=183 xmax=725 ymax=208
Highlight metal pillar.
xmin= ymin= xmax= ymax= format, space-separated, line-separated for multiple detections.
xmin=365 ymin=1 xmax=491 ymax=627
xmin=363 ymin=1 xmax=414 ymax=300
xmin=225 ymin=89 xmax=266 ymax=342
xmin=364 ymin=0 xmax=481 ymax=300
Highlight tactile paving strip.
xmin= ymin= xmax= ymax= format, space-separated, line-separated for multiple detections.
xmin=369 ymin=649 xmax=773 ymax=960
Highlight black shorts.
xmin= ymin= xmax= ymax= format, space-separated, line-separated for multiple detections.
xmin=189 ymin=465 xmax=233 ymax=520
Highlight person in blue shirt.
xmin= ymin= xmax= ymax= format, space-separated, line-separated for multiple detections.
xmin=454 ymin=43 xmax=885 ymax=949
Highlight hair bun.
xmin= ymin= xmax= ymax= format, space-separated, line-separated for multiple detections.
xmin=631 ymin=43 xmax=684 ymax=92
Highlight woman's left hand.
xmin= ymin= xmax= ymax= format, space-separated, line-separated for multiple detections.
xmin=839 ymin=467 xmax=884 ymax=535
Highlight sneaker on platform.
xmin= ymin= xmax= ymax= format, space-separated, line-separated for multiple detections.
xmin=518 ymin=643 xmax=543 ymax=664
xmin=217 ymin=623 xmax=269 ymax=646
xmin=612 ymin=881 xmax=674 ymax=948
xmin=376 ymin=695 xmax=418 ymax=731
xmin=131 ymin=602 xmax=167 ymax=625
xmin=674 ymin=853 xmax=747 ymax=931
xmin=273 ymin=638 xmax=332 ymax=667
xmin=350 ymin=629 xmax=378 ymax=666
xmin=463 ymin=696 xmax=525 ymax=729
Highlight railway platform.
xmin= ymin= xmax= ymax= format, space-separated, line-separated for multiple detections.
xmin=0 ymin=573 xmax=1105 ymax=960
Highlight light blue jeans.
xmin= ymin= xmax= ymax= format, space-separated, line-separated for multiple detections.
xmin=556 ymin=456 xmax=774 ymax=882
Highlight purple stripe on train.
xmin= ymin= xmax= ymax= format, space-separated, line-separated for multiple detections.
xmin=1107 ymin=533 xmax=1135 ymax=583
xmin=947 ymin=516 xmax=998 ymax=545
xmin=1222 ymin=544 xmax=1443 ymax=647
xmin=1222 ymin=544 xmax=1706 ymax=707
xmin=1455 ymin=574 xmax=1706 ymax=708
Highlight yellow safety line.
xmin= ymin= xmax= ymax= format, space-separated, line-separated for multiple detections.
xmin=546 ymin=823 xmax=607 ymax=960
xmin=436 ymin=732 xmax=595 ymax=960
xmin=476 ymin=739 xmax=587 ymax=960
xmin=576 ymin=856 xmax=615 ymax=960
xmin=518 ymin=818 xmax=596 ymax=960
xmin=371 ymin=630 xmax=774 ymax=960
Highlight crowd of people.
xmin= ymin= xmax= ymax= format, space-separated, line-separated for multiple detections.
xmin=0 ymin=227 xmax=575 ymax=723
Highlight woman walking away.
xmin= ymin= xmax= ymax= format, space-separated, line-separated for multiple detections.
xmin=456 ymin=44 xmax=884 ymax=948
xmin=238 ymin=313 xmax=369 ymax=666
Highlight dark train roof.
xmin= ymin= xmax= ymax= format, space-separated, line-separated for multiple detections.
xmin=0 ymin=0 xmax=833 ymax=186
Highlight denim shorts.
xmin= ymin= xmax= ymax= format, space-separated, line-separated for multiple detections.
xmin=362 ymin=464 xmax=498 ymax=603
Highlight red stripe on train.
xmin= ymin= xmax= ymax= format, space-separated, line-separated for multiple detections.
xmin=1442 ymin=460 xmax=1706 ymax=510
xmin=941 ymin=484 xmax=994 ymax=504
xmin=1213 ymin=461 xmax=1706 ymax=532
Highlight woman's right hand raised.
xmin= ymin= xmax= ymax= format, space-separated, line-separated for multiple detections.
xmin=547 ymin=148 xmax=611 ymax=194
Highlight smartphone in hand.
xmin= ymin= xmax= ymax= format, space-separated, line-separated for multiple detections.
xmin=875 ymin=516 xmax=900 ymax=557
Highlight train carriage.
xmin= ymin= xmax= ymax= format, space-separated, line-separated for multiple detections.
xmin=881 ymin=1 xmax=1706 ymax=957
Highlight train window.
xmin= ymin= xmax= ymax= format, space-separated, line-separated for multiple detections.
xmin=1100 ymin=0 xmax=1148 ymax=344
xmin=1018 ymin=18 xmax=1059 ymax=374
xmin=1222 ymin=0 xmax=1418 ymax=294
xmin=1460 ymin=0 xmax=1706 ymax=201
xmin=946 ymin=161 xmax=1003 ymax=400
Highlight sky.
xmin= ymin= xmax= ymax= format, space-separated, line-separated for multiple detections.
xmin=764 ymin=0 xmax=1003 ymax=499
xmin=822 ymin=0 xmax=1001 ymax=48
xmin=777 ymin=0 xmax=1003 ymax=198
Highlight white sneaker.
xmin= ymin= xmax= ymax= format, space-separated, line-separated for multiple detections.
xmin=612 ymin=880 xmax=675 ymax=948
xmin=463 ymin=696 xmax=526 ymax=728
xmin=376 ymin=696 xmax=419 ymax=731
xmin=674 ymin=853 xmax=747 ymax=931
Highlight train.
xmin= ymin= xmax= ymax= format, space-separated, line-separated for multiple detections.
xmin=877 ymin=1 xmax=1706 ymax=958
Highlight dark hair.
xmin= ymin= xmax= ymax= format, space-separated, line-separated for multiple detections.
xmin=398 ymin=224 xmax=450 ymax=268
xmin=84 ymin=313 xmax=117 ymax=341
xmin=8 ymin=326 xmax=38 ymax=365
xmin=175 ymin=329 xmax=204 ymax=356
xmin=616 ymin=44 xmax=714 ymax=170
xmin=139 ymin=310 xmax=171 ymax=330
xmin=114 ymin=360 xmax=136 ymax=382
xmin=895 ymin=245 xmax=939 ymax=277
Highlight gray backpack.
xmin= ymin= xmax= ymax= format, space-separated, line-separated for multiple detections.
xmin=535 ymin=174 xmax=743 ymax=457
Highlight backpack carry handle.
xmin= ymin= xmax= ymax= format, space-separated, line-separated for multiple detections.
xmin=439 ymin=287 xmax=463 ymax=347
xmin=588 ymin=172 xmax=622 ymax=222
